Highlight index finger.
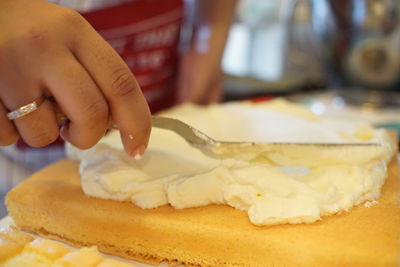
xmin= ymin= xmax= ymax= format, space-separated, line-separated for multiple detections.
xmin=70 ymin=23 xmax=151 ymax=156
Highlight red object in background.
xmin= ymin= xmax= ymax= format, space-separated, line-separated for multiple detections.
xmin=82 ymin=0 xmax=183 ymax=113
xmin=250 ymin=95 xmax=275 ymax=103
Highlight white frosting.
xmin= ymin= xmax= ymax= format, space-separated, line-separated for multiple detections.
xmin=67 ymin=99 xmax=395 ymax=225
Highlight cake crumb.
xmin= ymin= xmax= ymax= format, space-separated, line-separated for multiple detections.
xmin=364 ymin=200 xmax=378 ymax=208
xmin=128 ymin=134 xmax=134 ymax=140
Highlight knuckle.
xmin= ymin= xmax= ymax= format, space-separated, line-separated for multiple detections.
xmin=82 ymin=98 xmax=108 ymax=125
xmin=26 ymin=130 xmax=58 ymax=148
xmin=59 ymin=8 xmax=86 ymax=27
xmin=17 ymin=27 xmax=49 ymax=52
xmin=110 ymin=68 xmax=138 ymax=97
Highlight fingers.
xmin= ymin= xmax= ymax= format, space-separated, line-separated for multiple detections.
xmin=13 ymin=99 xmax=60 ymax=147
xmin=0 ymin=32 xmax=59 ymax=148
xmin=0 ymin=43 xmax=60 ymax=148
xmin=0 ymin=100 xmax=19 ymax=146
xmin=41 ymin=50 xmax=109 ymax=150
xmin=0 ymin=93 xmax=59 ymax=148
xmin=0 ymin=2 xmax=146 ymax=152
xmin=71 ymin=25 xmax=151 ymax=156
xmin=0 ymin=48 xmax=109 ymax=150
xmin=0 ymin=4 xmax=149 ymax=154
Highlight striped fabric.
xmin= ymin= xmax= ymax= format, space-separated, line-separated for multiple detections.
xmin=0 ymin=145 xmax=65 ymax=217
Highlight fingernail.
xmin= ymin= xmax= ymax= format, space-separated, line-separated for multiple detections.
xmin=129 ymin=145 xmax=146 ymax=159
xmin=138 ymin=144 xmax=146 ymax=155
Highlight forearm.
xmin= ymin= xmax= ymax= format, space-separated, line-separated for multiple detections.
xmin=191 ymin=0 xmax=237 ymax=63
xmin=177 ymin=0 xmax=237 ymax=104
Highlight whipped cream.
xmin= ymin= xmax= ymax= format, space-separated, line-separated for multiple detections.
xmin=67 ymin=99 xmax=395 ymax=225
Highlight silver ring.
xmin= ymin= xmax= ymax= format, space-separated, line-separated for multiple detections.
xmin=7 ymin=97 xmax=45 ymax=120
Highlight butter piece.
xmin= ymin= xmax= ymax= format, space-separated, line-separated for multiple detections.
xmin=25 ymin=239 xmax=70 ymax=260
xmin=53 ymin=247 xmax=102 ymax=267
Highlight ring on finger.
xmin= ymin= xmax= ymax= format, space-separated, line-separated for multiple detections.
xmin=6 ymin=96 xmax=46 ymax=120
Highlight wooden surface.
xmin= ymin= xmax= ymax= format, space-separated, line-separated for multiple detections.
xmin=5 ymin=156 xmax=400 ymax=267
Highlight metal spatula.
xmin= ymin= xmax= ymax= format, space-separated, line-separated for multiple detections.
xmin=152 ymin=116 xmax=383 ymax=160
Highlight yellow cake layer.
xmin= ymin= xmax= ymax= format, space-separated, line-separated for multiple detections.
xmin=5 ymin=158 xmax=400 ymax=267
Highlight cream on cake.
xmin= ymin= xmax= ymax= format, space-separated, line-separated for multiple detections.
xmin=67 ymin=99 xmax=395 ymax=225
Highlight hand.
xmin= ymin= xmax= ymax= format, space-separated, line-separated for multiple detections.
xmin=0 ymin=0 xmax=151 ymax=156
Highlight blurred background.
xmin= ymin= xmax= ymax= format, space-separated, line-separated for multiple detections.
xmin=223 ymin=0 xmax=400 ymax=99
xmin=1 ymin=0 xmax=400 ymax=217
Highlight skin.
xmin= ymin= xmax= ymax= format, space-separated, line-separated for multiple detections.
xmin=0 ymin=0 xmax=151 ymax=156
xmin=177 ymin=0 xmax=238 ymax=104
xmin=0 ymin=0 xmax=237 ymax=155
